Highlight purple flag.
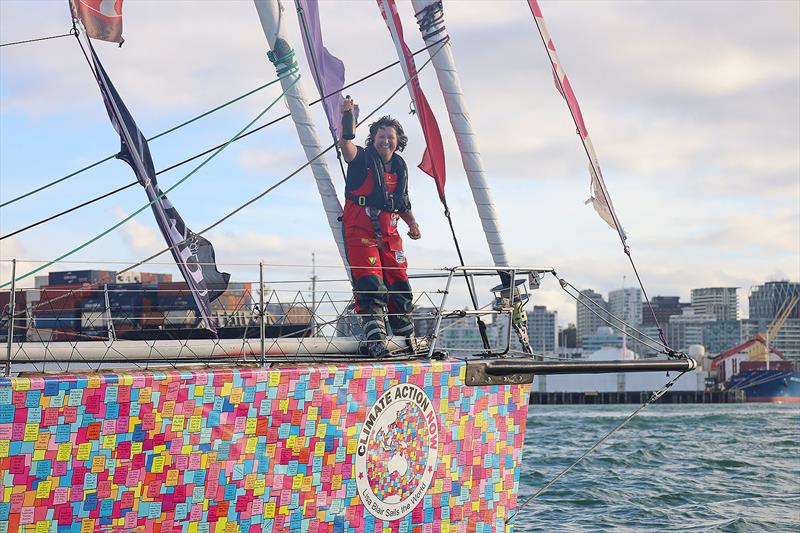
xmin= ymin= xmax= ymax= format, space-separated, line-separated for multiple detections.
xmin=296 ymin=0 xmax=356 ymax=139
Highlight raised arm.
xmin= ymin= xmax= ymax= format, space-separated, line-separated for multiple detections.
xmin=339 ymin=96 xmax=357 ymax=163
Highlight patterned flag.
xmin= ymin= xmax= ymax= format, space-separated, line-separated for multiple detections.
xmin=70 ymin=0 xmax=124 ymax=45
xmin=377 ymin=0 xmax=447 ymax=201
xmin=295 ymin=0 xmax=353 ymax=140
xmin=86 ymin=40 xmax=229 ymax=332
xmin=527 ymin=0 xmax=626 ymax=243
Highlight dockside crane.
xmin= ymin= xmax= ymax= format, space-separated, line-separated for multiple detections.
xmin=746 ymin=293 xmax=799 ymax=363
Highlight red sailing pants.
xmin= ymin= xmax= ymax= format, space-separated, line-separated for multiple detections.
xmin=342 ymin=174 xmax=414 ymax=340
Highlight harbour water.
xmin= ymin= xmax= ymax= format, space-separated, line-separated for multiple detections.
xmin=514 ymin=403 xmax=800 ymax=532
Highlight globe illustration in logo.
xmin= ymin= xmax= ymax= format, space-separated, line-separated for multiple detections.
xmin=355 ymin=384 xmax=439 ymax=521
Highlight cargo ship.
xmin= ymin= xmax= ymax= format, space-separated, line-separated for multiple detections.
xmin=710 ymin=292 xmax=799 ymax=403
xmin=711 ymin=339 xmax=800 ymax=403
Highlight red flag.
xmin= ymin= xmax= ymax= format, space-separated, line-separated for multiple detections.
xmin=71 ymin=0 xmax=124 ymax=44
xmin=377 ymin=0 xmax=446 ymax=201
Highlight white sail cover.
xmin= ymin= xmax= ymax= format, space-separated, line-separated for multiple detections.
xmin=410 ymin=0 xmax=509 ymax=267
xmin=252 ymin=0 xmax=349 ymax=269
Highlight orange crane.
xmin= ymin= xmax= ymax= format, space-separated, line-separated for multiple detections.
xmin=747 ymin=292 xmax=799 ymax=363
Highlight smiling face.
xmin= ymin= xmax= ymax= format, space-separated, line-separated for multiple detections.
xmin=372 ymin=126 xmax=398 ymax=163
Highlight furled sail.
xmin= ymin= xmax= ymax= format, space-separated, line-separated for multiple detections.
xmin=377 ymin=0 xmax=447 ymax=201
xmin=410 ymin=0 xmax=509 ymax=267
xmin=252 ymin=0 xmax=349 ymax=270
xmin=526 ymin=0 xmax=628 ymax=250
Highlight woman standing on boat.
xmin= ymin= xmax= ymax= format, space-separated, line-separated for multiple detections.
xmin=339 ymin=97 xmax=421 ymax=357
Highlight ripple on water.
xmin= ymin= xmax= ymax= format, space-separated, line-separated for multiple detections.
xmin=515 ymin=403 xmax=800 ymax=532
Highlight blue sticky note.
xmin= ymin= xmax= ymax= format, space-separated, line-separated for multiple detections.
xmin=105 ymin=387 xmax=118 ymax=403
xmin=100 ymin=499 xmax=114 ymax=517
xmin=25 ymin=390 xmax=42 ymax=408
xmin=83 ymin=492 xmax=98 ymax=512
xmin=44 ymin=381 xmax=59 ymax=397
xmin=55 ymin=424 xmax=71 ymax=443
xmin=0 ymin=405 xmax=15 ymax=424
xmin=105 ymin=403 xmax=119 ymax=420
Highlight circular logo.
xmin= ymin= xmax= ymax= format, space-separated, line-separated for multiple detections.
xmin=355 ymin=383 xmax=439 ymax=521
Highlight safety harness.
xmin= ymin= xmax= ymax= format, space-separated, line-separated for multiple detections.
xmin=345 ymin=146 xmax=411 ymax=215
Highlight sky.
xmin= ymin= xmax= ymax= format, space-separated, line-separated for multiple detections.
xmin=0 ymin=0 xmax=798 ymax=326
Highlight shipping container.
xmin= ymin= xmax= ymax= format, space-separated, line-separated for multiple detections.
xmin=80 ymin=327 xmax=112 ymax=340
xmin=163 ymin=310 xmax=197 ymax=327
xmin=82 ymin=298 xmax=105 ymax=311
xmin=0 ymin=290 xmax=26 ymax=314
xmin=48 ymin=270 xmax=116 ymax=286
xmin=140 ymin=310 xmax=166 ymax=328
xmin=36 ymin=285 xmax=95 ymax=313
xmin=27 ymin=328 xmax=55 ymax=342
xmin=81 ymin=311 xmax=108 ymax=330
xmin=32 ymin=312 xmax=80 ymax=331
xmin=140 ymin=272 xmax=173 ymax=284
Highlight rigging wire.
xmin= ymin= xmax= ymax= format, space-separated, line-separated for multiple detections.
xmin=529 ymin=9 xmax=671 ymax=352
xmin=5 ymin=38 xmax=452 ymax=316
xmin=0 ymin=29 xmax=76 ymax=47
xmin=0 ymin=35 xmax=449 ymax=211
xmin=554 ymin=272 xmax=678 ymax=357
xmin=0 ymin=45 xmax=302 ymax=289
xmin=118 ymin=38 xmax=453 ymax=281
xmin=0 ymin=78 xmax=287 ymax=209
xmin=506 ymin=368 xmax=690 ymax=524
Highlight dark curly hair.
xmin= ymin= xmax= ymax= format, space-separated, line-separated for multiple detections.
xmin=365 ymin=116 xmax=407 ymax=152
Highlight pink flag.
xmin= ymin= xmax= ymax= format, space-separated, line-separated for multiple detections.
xmin=70 ymin=0 xmax=124 ymax=44
xmin=377 ymin=0 xmax=446 ymax=201
xmin=527 ymin=0 xmax=626 ymax=244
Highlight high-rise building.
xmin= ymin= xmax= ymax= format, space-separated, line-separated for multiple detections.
xmin=608 ymin=287 xmax=642 ymax=328
xmin=701 ymin=320 xmax=744 ymax=355
xmin=528 ymin=305 xmax=557 ymax=354
xmin=748 ymin=281 xmax=800 ymax=320
xmin=576 ymin=289 xmax=608 ymax=348
xmin=690 ymin=287 xmax=739 ymax=321
xmin=666 ymin=309 xmax=717 ymax=351
xmin=558 ymin=324 xmax=577 ymax=349
xmin=641 ymin=296 xmax=688 ymax=327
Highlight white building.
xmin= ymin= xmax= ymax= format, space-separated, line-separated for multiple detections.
xmin=690 ymin=287 xmax=739 ymax=321
xmin=576 ymin=289 xmax=608 ymax=348
xmin=608 ymin=287 xmax=642 ymax=328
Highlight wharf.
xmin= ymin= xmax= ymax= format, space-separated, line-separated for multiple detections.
xmin=530 ymin=390 xmax=745 ymax=405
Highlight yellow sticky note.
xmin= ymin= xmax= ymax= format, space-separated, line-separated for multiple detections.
xmin=36 ymin=480 xmax=52 ymax=499
xmin=56 ymin=442 xmax=72 ymax=461
xmin=76 ymin=443 xmax=92 ymax=461
xmin=91 ymin=455 xmax=105 ymax=473
xmin=23 ymin=424 xmax=39 ymax=442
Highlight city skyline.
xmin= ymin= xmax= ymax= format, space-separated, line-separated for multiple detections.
xmin=1 ymin=1 xmax=798 ymax=328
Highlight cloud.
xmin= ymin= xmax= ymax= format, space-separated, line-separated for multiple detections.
xmin=237 ymin=147 xmax=307 ymax=175
xmin=111 ymin=207 xmax=160 ymax=256
xmin=0 ymin=237 xmax=54 ymax=289
xmin=1 ymin=0 xmax=798 ymax=328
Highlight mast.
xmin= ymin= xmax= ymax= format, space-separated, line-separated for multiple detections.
xmin=252 ymin=0 xmax=348 ymax=271
xmin=410 ymin=0 xmax=509 ymax=268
